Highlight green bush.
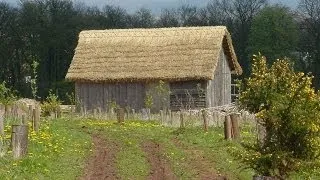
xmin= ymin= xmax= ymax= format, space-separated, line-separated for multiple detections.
xmin=41 ymin=90 xmax=62 ymax=116
xmin=0 ymin=81 xmax=16 ymax=105
xmin=238 ymin=54 xmax=320 ymax=179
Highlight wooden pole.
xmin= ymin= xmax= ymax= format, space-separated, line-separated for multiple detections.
xmin=93 ymin=108 xmax=97 ymax=118
xmin=117 ymin=108 xmax=125 ymax=124
xmin=179 ymin=111 xmax=184 ymax=128
xmin=160 ymin=110 xmax=164 ymax=124
xmin=0 ymin=114 xmax=4 ymax=135
xmin=168 ymin=110 xmax=172 ymax=125
xmin=28 ymin=105 xmax=33 ymax=120
xmin=56 ymin=107 xmax=61 ymax=118
xmin=132 ymin=109 xmax=135 ymax=120
xmin=224 ymin=115 xmax=232 ymax=140
xmin=11 ymin=125 xmax=28 ymax=159
xmin=33 ymin=107 xmax=40 ymax=132
xmin=230 ymin=113 xmax=241 ymax=139
xmin=202 ymin=110 xmax=208 ymax=132
xmin=21 ymin=115 xmax=27 ymax=125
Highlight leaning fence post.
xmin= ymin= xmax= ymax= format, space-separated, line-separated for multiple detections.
xmin=230 ymin=113 xmax=241 ymax=139
xmin=202 ymin=109 xmax=208 ymax=132
xmin=12 ymin=125 xmax=28 ymax=159
xmin=224 ymin=115 xmax=232 ymax=140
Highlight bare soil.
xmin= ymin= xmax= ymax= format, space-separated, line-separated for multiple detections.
xmin=172 ymin=137 xmax=227 ymax=180
xmin=80 ymin=134 xmax=119 ymax=180
xmin=142 ymin=141 xmax=177 ymax=180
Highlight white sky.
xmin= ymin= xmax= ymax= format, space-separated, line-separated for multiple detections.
xmin=2 ymin=0 xmax=299 ymax=14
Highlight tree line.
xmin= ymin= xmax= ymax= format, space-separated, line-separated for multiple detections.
xmin=0 ymin=0 xmax=319 ymax=102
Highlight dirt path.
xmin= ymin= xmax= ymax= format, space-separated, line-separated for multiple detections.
xmin=80 ymin=134 xmax=119 ymax=180
xmin=172 ymin=138 xmax=227 ymax=180
xmin=142 ymin=141 xmax=177 ymax=180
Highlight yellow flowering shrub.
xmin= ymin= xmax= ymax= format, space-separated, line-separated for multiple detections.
xmin=238 ymin=53 xmax=320 ymax=178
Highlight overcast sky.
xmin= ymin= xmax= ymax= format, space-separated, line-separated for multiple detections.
xmin=2 ymin=0 xmax=299 ymax=14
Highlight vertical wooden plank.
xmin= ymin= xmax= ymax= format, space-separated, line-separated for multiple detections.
xmin=0 ymin=114 xmax=4 ymax=135
xmin=12 ymin=125 xmax=28 ymax=159
xmin=224 ymin=115 xmax=232 ymax=140
xmin=230 ymin=113 xmax=241 ymax=139
xmin=202 ymin=110 xmax=208 ymax=132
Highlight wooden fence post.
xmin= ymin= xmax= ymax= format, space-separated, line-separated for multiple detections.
xmin=168 ymin=110 xmax=172 ymax=125
xmin=93 ymin=108 xmax=97 ymax=118
xmin=0 ymin=114 xmax=4 ymax=135
xmin=33 ymin=107 xmax=40 ymax=132
xmin=160 ymin=110 xmax=164 ymax=124
xmin=132 ymin=109 xmax=135 ymax=120
xmin=22 ymin=115 xmax=27 ymax=125
xmin=202 ymin=110 xmax=208 ymax=132
xmin=28 ymin=105 xmax=33 ymax=120
xmin=179 ymin=111 xmax=184 ymax=128
xmin=230 ymin=113 xmax=241 ymax=139
xmin=12 ymin=125 xmax=28 ymax=159
xmin=224 ymin=115 xmax=232 ymax=140
xmin=117 ymin=108 xmax=125 ymax=124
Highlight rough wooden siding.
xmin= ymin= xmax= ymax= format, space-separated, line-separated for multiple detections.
xmin=206 ymin=49 xmax=232 ymax=107
xmin=145 ymin=82 xmax=170 ymax=112
xmin=75 ymin=82 xmax=145 ymax=112
xmin=170 ymin=80 xmax=206 ymax=111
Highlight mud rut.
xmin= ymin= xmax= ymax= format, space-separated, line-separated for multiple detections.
xmin=80 ymin=134 xmax=120 ymax=180
xmin=80 ymin=134 xmax=224 ymax=180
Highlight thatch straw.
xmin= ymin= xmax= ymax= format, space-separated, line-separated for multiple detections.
xmin=66 ymin=26 xmax=242 ymax=83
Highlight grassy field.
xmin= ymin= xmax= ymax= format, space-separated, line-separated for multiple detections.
xmin=0 ymin=117 xmax=318 ymax=179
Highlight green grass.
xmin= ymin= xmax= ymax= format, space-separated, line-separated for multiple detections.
xmin=0 ymin=117 xmax=318 ymax=179
xmin=81 ymin=119 xmax=253 ymax=179
xmin=0 ymin=117 xmax=92 ymax=179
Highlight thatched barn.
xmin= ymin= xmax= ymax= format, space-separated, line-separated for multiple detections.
xmin=66 ymin=26 xmax=242 ymax=112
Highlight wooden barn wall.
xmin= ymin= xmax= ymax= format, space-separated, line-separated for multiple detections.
xmin=75 ymin=82 xmax=145 ymax=111
xmin=169 ymin=80 xmax=206 ymax=111
xmin=206 ymin=49 xmax=232 ymax=107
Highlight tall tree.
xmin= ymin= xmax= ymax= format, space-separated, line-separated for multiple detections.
xmin=157 ymin=8 xmax=179 ymax=27
xmin=206 ymin=0 xmax=267 ymax=76
xmin=297 ymin=0 xmax=320 ymax=88
xmin=102 ymin=5 xmax=129 ymax=29
xmin=178 ymin=5 xmax=201 ymax=26
xmin=131 ymin=8 xmax=155 ymax=28
xmin=248 ymin=5 xmax=299 ymax=64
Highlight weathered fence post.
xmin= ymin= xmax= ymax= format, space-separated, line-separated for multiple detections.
xmin=230 ymin=113 xmax=241 ymax=139
xmin=0 ymin=114 xmax=4 ymax=135
xmin=160 ymin=110 xmax=164 ymax=124
xmin=117 ymin=108 xmax=125 ymax=124
xmin=202 ymin=110 xmax=208 ymax=132
xmin=21 ymin=115 xmax=27 ymax=125
xmin=168 ymin=110 xmax=172 ymax=125
xmin=32 ymin=106 xmax=40 ymax=132
xmin=132 ymin=109 xmax=135 ymax=120
xmin=93 ymin=108 xmax=97 ymax=118
xmin=80 ymin=107 xmax=84 ymax=116
xmin=11 ymin=125 xmax=28 ymax=159
xmin=179 ymin=111 xmax=184 ymax=128
xmin=224 ymin=115 xmax=232 ymax=140
xmin=28 ymin=105 xmax=33 ymax=120
xmin=56 ymin=107 xmax=61 ymax=118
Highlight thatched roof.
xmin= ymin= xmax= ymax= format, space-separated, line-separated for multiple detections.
xmin=66 ymin=26 xmax=242 ymax=82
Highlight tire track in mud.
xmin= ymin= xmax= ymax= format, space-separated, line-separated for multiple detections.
xmin=80 ymin=134 xmax=119 ymax=180
xmin=142 ymin=141 xmax=177 ymax=180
